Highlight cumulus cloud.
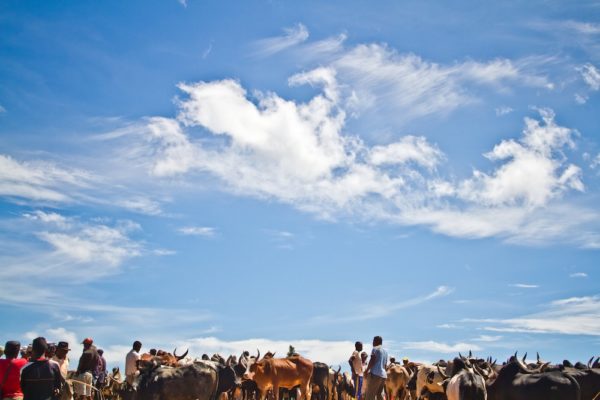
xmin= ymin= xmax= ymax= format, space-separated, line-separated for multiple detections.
xmin=254 ymin=23 xmax=309 ymax=56
xmin=182 ymin=337 xmax=353 ymax=366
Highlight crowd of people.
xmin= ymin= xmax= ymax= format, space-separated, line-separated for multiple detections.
xmin=0 ymin=337 xmax=107 ymax=400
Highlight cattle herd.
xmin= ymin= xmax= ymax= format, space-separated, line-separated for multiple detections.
xmin=102 ymin=349 xmax=600 ymax=400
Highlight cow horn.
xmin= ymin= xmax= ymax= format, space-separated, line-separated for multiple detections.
xmin=336 ymin=365 xmax=341 ymax=374
xmin=468 ymin=350 xmax=472 ymax=358
xmin=174 ymin=348 xmax=189 ymax=360
xmin=522 ymin=352 xmax=527 ymax=363
xmin=437 ymin=365 xmax=449 ymax=380
xmin=256 ymin=349 xmax=260 ymax=361
xmin=473 ymin=364 xmax=488 ymax=379
xmin=588 ymin=356 xmax=595 ymax=369
xmin=459 ymin=352 xmax=464 ymax=360
xmin=536 ymin=352 xmax=540 ymax=363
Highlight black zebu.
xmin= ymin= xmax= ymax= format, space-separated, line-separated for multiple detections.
xmin=486 ymin=358 xmax=581 ymax=400
xmin=121 ymin=361 xmax=218 ymax=400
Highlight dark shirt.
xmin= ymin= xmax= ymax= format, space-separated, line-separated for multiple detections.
xmin=96 ymin=356 xmax=107 ymax=384
xmin=20 ymin=358 xmax=63 ymax=400
xmin=77 ymin=346 xmax=100 ymax=374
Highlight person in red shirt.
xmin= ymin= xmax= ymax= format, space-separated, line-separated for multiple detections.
xmin=0 ymin=340 xmax=28 ymax=400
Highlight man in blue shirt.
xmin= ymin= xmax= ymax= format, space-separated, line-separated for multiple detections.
xmin=363 ymin=336 xmax=388 ymax=400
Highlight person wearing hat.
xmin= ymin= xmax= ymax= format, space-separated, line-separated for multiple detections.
xmin=51 ymin=342 xmax=72 ymax=400
xmin=20 ymin=337 xmax=63 ymax=400
xmin=0 ymin=340 xmax=28 ymax=400
xmin=74 ymin=338 xmax=98 ymax=400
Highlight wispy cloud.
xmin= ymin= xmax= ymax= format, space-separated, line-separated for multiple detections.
xmin=0 ymin=105 xmax=6 ymax=113
xmin=402 ymin=340 xmax=482 ymax=354
xmin=178 ymin=226 xmax=216 ymax=237
xmin=578 ymin=63 xmax=600 ymax=90
xmin=253 ymin=23 xmax=309 ymax=57
xmin=509 ymin=283 xmax=539 ymax=289
xmin=476 ymin=295 xmax=600 ymax=336
xmin=495 ymin=106 xmax=514 ymax=116
xmin=569 ymin=272 xmax=588 ymax=278
xmin=312 ymin=286 xmax=454 ymax=323
xmin=472 ymin=335 xmax=502 ymax=342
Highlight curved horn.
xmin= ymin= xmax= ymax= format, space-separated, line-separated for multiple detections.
xmin=173 ymin=348 xmax=179 ymax=358
xmin=176 ymin=349 xmax=189 ymax=361
xmin=588 ymin=356 xmax=595 ymax=369
xmin=459 ymin=352 xmax=464 ymax=360
xmin=336 ymin=365 xmax=341 ymax=374
xmin=468 ymin=350 xmax=472 ymax=358
xmin=473 ymin=364 xmax=488 ymax=379
xmin=437 ymin=365 xmax=449 ymax=380
xmin=256 ymin=349 xmax=260 ymax=361
xmin=536 ymin=352 xmax=540 ymax=363
xmin=522 ymin=352 xmax=527 ymax=363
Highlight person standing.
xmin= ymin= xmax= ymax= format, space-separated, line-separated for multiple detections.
xmin=74 ymin=338 xmax=99 ymax=400
xmin=51 ymin=342 xmax=72 ymax=400
xmin=363 ymin=336 xmax=388 ymax=400
xmin=20 ymin=337 xmax=63 ymax=400
xmin=95 ymin=350 xmax=107 ymax=391
xmin=0 ymin=341 xmax=28 ymax=400
xmin=348 ymin=341 xmax=364 ymax=400
xmin=125 ymin=341 xmax=141 ymax=385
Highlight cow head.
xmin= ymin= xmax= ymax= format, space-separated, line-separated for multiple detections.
xmin=242 ymin=349 xmax=261 ymax=380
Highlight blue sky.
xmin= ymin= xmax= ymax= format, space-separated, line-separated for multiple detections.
xmin=1 ymin=0 xmax=600 ymax=368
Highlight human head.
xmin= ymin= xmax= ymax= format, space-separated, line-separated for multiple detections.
xmin=46 ymin=343 xmax=57 ymax=358
xmin=4 ymin=341 xmax=20 ymax=359
xmin=201 ymin=354 xmax=209 ymax=360
xmin=389 ymin=357 xmax=396 ymax=364
xmin=355 ymin=341 xmax=363 ymax=351
xmin=98 ymin=349 xmax=104 ymax=356
xmin=56 ymin=341 xmax=70 ymax=359
xmin=402 ymin=357 xmax=409 ymax=365
xmin=373 ymin=336 xmax=383 ymax=346
xmin=133 ymin=341 xmax=142 ymax=352
xmin=32 ymin=337 xmax=48 ymax=358
xmin=82 ymin=338 xmax=93 ymax=349
xmin=149 ymin=348 xmax=157 ymax=356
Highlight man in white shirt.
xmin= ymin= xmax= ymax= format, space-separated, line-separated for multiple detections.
xmin=348 ymin=341 xmax=364 ymax=400
xmin=125 ymin=341 xmax=142 ymax=385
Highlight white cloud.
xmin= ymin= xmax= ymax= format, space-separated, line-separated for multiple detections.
xmin=331 ymin=44 xmax=552 ymax=123
xmin=178 ymin=226 xmax=216 ymax=237
xmin=579 ymin=63 xmax=600 ymax=90
xmin=480 ymin=295 xmax=600 ymax=335
xmin=0 ymin=154 xmax=93 ymax=202
xmin=402 ymin=341 xmax=482 ymax=354
xmin=575 ymin=93 xmax=588 ymax=104
xmin=569 ymin=272 xmax=588 ymax=278
xmin=0 ymin=105 xmax=6 ymax=113
xmin=472 ymin=335 xmax=502 ymax=342
xmin=437 ymin=323 xmax=461 ymax=329
xmin=182 ymin=337 xmax=353 ymax=366
xmin=561 ymin=20 xmax=600 ymax=35
xmin=495 ymin=106 xmax=513 ymax=116
xmin=0 ymin=212 xmax=142 ymax=284
xmin=253 ymin=23 xmax=309 ymax=56
xmin=590 ymin=153 xmax=600 ymax=169
xmin=510 ymin=283 xmax=539 ymax=289
xmin=312 ymin=286 xmax=453 ymax=323
xmin=178 ymin=0 xmax=187 ymax=8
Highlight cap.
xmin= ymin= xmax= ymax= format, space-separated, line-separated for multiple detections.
xmin=81 ymin=338 xmax=93 ymax=345
xmin=57 ymin=341 xmax=71 ymax=351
